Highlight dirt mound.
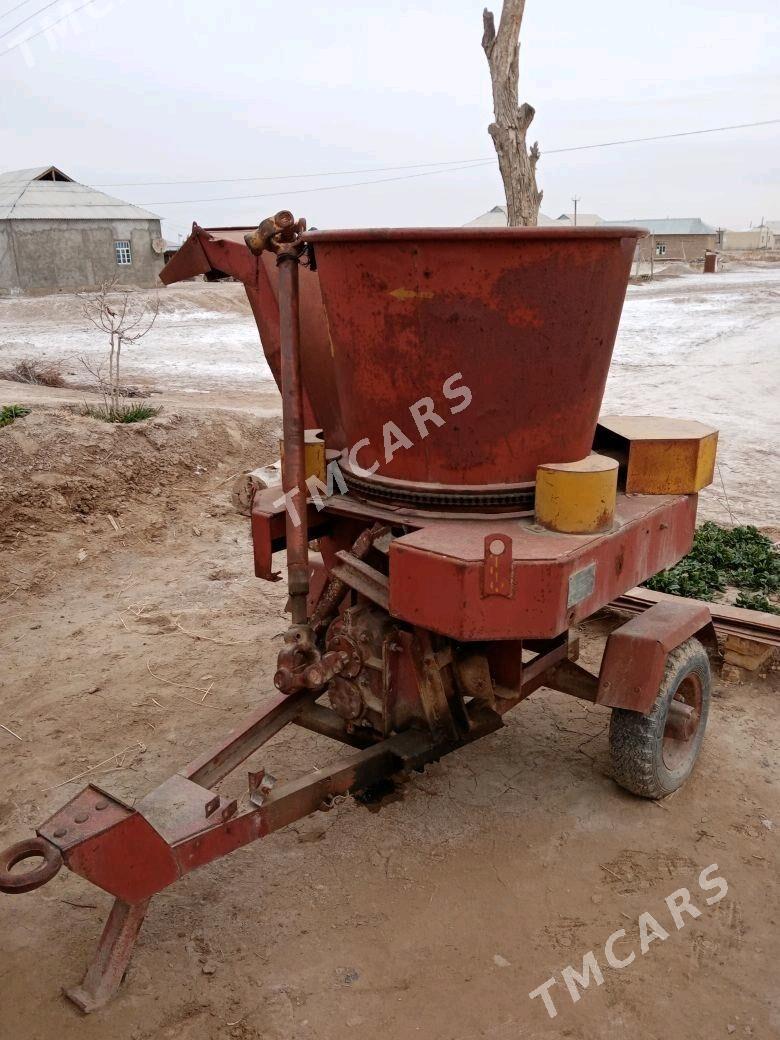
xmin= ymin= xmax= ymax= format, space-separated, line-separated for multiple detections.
xmin=0 ymin=282 xmax=251 ymax=327
xmin=155 ymin=283 xmax=253 ymax=316
xmin=0 ymin=405 xmax=280 ymax=544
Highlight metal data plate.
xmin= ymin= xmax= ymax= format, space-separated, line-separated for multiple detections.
xmin=568 ymin=563 xmax=597 ymax=608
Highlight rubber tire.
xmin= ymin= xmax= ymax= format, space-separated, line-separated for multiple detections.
xmin=609 ymin=637 xmax=711 ymax=799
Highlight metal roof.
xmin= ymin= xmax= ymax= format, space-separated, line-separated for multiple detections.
xmin=0 ymin=166 xmax=160 ymax=221
xmin=467 ymin=210 xmax=718 ymax=236
xmin=464 ymin=206 xmax=560 ymax=227
xmin=555 ymin=212 xmax=604 ymax=226
xmin=602 ymin=217 xmax=716 ymax=235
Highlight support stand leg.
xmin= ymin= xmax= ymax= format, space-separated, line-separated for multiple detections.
xmin=64 ymin=897 xmax=150 ymax=1013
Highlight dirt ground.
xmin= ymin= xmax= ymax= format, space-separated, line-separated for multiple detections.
xmin=0 ymin=270 xmax=778 ymax=1039
xmin=0 ymin=405 xmax=777 ymax=1040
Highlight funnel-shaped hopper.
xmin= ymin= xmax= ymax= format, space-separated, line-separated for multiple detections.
xmin=160 ymin=225 xmax=344 ymax=444
xmin=305 ymin=227 xmax=644 ymax=492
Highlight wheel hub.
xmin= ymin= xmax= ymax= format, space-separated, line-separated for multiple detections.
xmin=662 ymin=674 xmax=703 ymax=770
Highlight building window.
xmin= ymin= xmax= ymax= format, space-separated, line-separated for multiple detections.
xmin=115 ymin=240 xmax=132 ymax=265
xmin=655 ymin=242 xmax=667 ymax=257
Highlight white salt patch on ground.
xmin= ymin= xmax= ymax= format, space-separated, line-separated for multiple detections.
xmin=605 ymin=269 xmax=780 ymax=527
xmin=0 ymin=311 xmax=274 ymax=391
xmin=0 ymin=285 xmax=275 ymax=393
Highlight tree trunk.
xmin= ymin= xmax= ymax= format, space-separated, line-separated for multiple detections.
xmin=482 ymin=2 xmax=542 ymax=226
xmin=114 ymin=335 xmax=123 ymax=412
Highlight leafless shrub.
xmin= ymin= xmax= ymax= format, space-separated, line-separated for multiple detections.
xmin=1 ymin=358 xmax=66 ymax=387
xmin=78 ymin=280 xmax=160 ymax=422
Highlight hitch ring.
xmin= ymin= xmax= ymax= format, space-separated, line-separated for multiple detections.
xmin=0 ymin=838 xmax=63 ymax=894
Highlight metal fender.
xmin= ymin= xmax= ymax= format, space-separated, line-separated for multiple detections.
xmin=598 ymin=599 xmax=718 ymax=713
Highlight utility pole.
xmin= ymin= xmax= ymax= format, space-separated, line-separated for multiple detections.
xmin=572 ymin=195 xmax=581 ymax=226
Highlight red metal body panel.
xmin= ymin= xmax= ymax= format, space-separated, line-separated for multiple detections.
xmin=598 ymin=599 xmax=714 ymax=712
xmin=389 ymin=495 xmax=697 ymax=640
xmin=251 ymin=484 xmax=698 ymax=644
xmin=160 ymin=227 xmax=343 ymax=444
xmin=39 ymin=787 xmax=179 ymax=903
xmin=305 ymin=227 xmax=644 ymax=488
xmin=251 ymin=494 xmax=332 ymax=580
xmin=251 ymin=499 xmax=286 ymax=580
xmin=158 ymin=232 xmax=212 ymax=283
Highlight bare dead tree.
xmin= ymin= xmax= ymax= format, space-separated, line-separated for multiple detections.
xmin=482 ymin=2 xmax=542 ymax=226
xmin=79 ymin=280 xmax=159 ymax=416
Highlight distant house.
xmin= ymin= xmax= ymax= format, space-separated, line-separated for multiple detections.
xmin=0 ymin=165 xmax=164 ymax=295
xmin=466 ymin=206 xmax=607 ymax=228
xmin=602 ymin=218 xmax=718 ymax=262
xmin=465 ymin=206 xmax=561 ymax=227
xmin=465 ymin=207 xmax=719 ymax=262
xmin=163 ymin=239 xmax=182 ymax=265
xmin=722 ymin=225 xmax=776 ymax=250
xmin=554 ymin=212 xmax=604 ymax=227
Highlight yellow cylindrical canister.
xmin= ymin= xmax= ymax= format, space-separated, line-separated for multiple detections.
xmin=279 ymin=430 xmax=326 ymax=485
xmin=536 ymin=454 xmax=619 ymax=534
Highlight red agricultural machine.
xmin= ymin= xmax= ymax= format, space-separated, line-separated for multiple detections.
xmin=0 ymin=215 xmax=719 ymax=1011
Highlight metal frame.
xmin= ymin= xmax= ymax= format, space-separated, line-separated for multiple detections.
xmin=3 ymin=635 xmax=570 ymax=1011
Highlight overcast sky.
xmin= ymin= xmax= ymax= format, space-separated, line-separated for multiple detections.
xmin=2 ymin=0 xmax=778 ymax=239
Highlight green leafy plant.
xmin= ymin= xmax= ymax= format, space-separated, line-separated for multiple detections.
xmin=645 ymin=522 xmax=780 ymax=606
xmin=80 ymin=402 xmax=160 ymax=424
xmin=734 ymin=592 xmax=780 ymax=616
xmin=0 ymin=404 xmax=31 ymax=428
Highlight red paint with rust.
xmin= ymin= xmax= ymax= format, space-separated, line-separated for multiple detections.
xmin=38 ymin=788 xmax=179 ymax=904
xmin=160 ymin=226 xmax=342 ymax=443
xmin=304 ymin=227 xmax=644 ymax=488
xmin=597 ymin=598 xmax=715 ymax=713
xmin=388 ymin=495 xmax=697 ymax=640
